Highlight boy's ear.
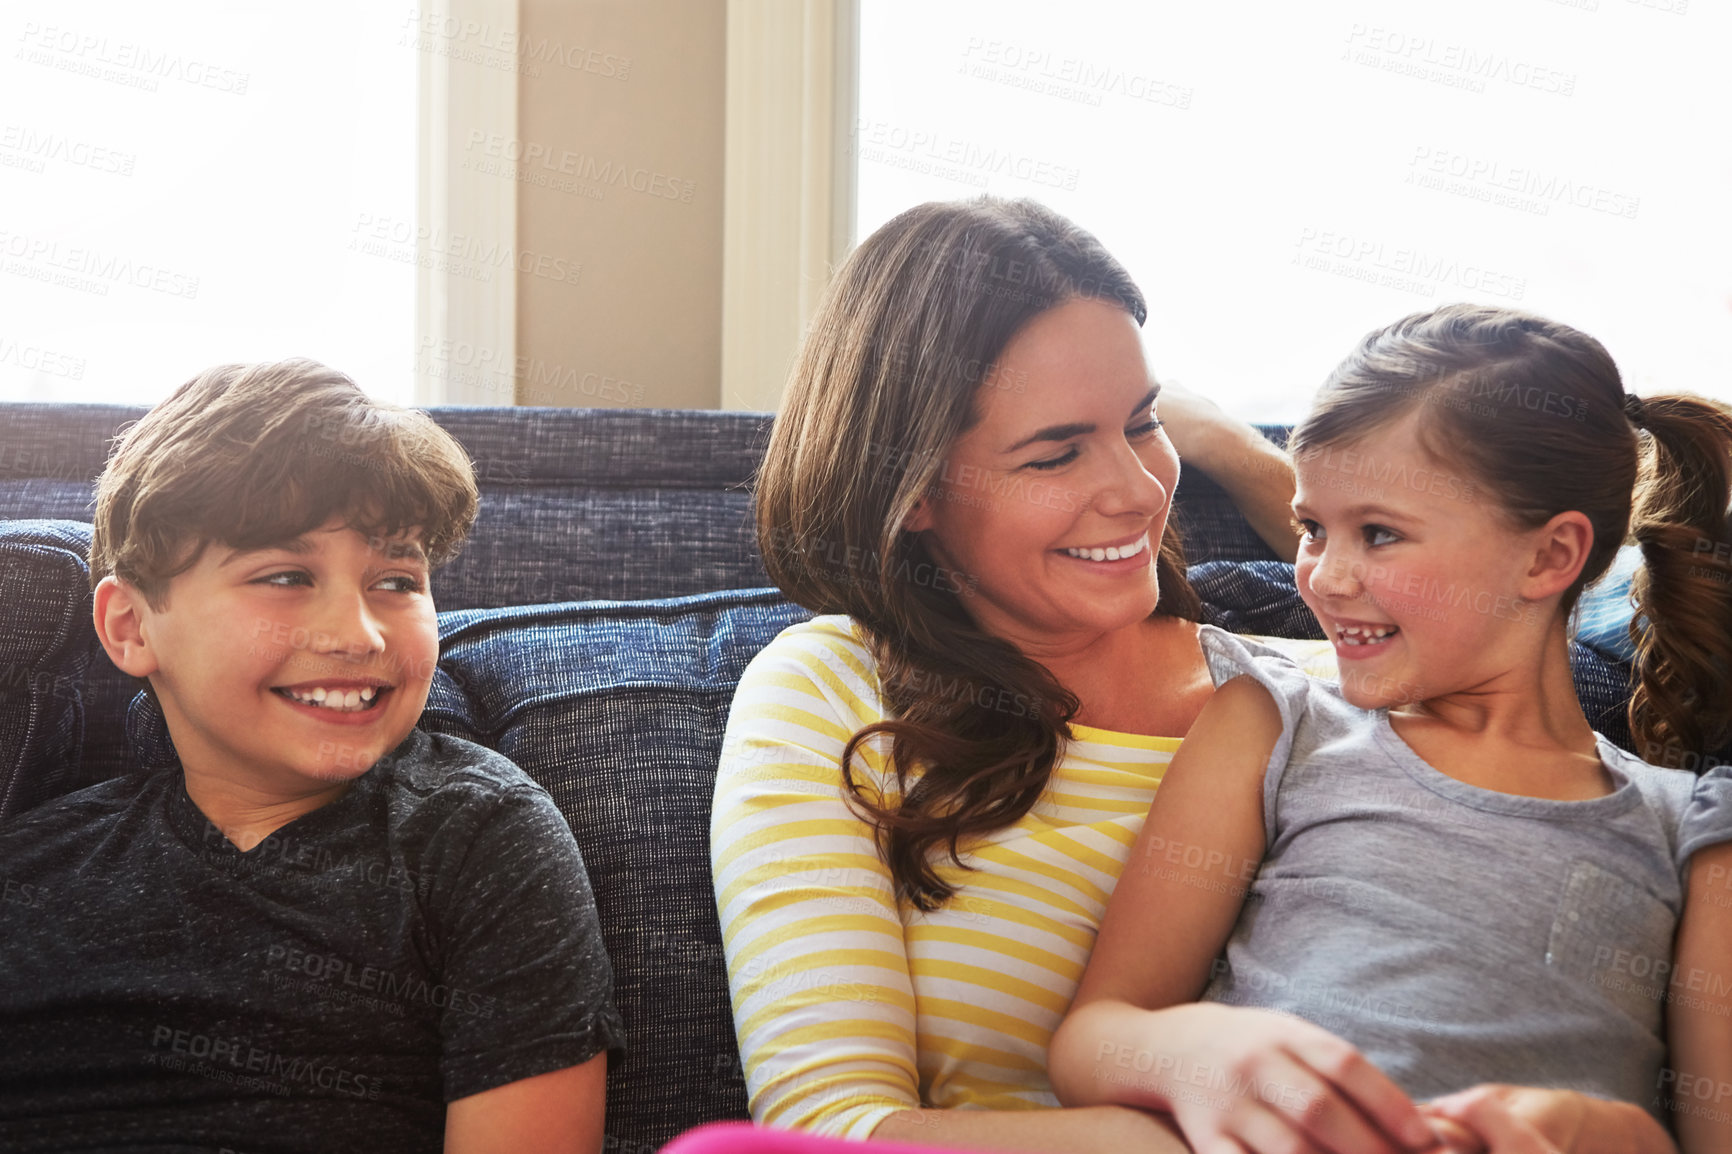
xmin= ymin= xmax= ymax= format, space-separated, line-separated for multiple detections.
xmin=1520 ymin=511 xmax=1594 ymax=602
xmin=93 ymin=576 xmax=160 ymax=678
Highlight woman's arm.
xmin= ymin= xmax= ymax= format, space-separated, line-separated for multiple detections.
xmin=1048 ymin=676 xmax=1434 ymax=1154
xmin=712 ymin=635 xmax=922 ymax=1138
xmin=1665 ymin=840 xmax=1732 ymax=1153
xmin=1155 ymin=381 xmax=1297 ymax=563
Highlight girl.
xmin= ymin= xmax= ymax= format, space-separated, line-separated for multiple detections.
xmin=1050 ymin=304 xmax=1732 ymax=1154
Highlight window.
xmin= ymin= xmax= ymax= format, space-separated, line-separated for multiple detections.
xmin=0 ymin=5 xmax=416 ymax=404
xmin=858 ymin=1 xmax=1728 ymax=421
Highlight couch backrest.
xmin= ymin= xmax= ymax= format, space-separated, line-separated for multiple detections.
xmin=0 ymin=404 xmax=1281 ymax=611
xmin=0 ymin=404 xmax=779 ymax=608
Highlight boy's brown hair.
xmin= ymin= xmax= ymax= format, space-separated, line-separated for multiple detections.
xmin=91 ymin=359 xmax=479 ymax=606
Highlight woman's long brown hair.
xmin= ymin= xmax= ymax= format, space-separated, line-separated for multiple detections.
xmin=1288 ymin=304 xmax=1732 ymax=769
xmin=755 ymin=198 xmax=1199 ymax=909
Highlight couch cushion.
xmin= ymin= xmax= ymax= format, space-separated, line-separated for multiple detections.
xmin=419 ymin=589 xmax=812 ymax=1151
xmin=0 ymin=521 xmax=93 ymax=818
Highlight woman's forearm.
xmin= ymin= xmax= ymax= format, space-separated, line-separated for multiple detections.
xmin=872 ymin=1104 xmax=1186 ymax=1152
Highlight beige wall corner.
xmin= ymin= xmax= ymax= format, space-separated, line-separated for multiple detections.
xmin=514 ymin=0 xmax=726 ymax=410
xmin=720 ymin=0 xmax=858 ymax=414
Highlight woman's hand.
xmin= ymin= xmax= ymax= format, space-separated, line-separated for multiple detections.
xmin=1421 ymin=1086 xmax=1677 ymax=1154
xmin=1118 ymin=1004 xmax=1438 ymax=1154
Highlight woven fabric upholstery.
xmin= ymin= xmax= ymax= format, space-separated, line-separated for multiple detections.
xmin=1191 ymin=560 xmax=1327 ymax=639
xmin=0 ymin=521 xmax=94 ymax=818
xmin=1171 ymin=469 xmax=1283 ymax=564
xmin=0 ymin=404 xmax=776 ymax=608
xmin=0 ymin=403 xmax=1281 ymax=601
xmin=418 ymin=590 xmax=813 ymax=1150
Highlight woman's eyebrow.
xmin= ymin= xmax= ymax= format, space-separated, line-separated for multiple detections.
xmin=1003 ymin=387 xmax=1160 ymax=453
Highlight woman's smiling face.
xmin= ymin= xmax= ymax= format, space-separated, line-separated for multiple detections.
xmin=904 ymin=296 xmax=1178 ymax=654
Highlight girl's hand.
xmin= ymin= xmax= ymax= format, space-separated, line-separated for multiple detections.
xmin=1143 ymin=1004 xmax=1438 ymax=1154
xmin=1422 ymin=1085 xmax=1677 ymax=1154
xmin=1421 ymin=1088 xmax=1566 ymax=1154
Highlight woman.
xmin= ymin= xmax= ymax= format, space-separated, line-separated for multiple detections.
xmin=710 ymin=199 xmax=1661 ymax=1153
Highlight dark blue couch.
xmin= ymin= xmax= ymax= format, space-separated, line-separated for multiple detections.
xmin=0 ymin=404 xmax=1644 ymax=1150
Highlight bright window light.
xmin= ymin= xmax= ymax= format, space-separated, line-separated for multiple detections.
xmin=0 ymin=2 xmax=417 ymax=405
xmin=858 ymin=0 xmax=1731 ymax=422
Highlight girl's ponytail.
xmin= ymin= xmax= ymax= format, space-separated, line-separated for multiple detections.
xmin=1627 ymin=393 xmax=1732 ymax=767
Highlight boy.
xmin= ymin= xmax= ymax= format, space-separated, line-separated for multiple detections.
xmin=0 ymin=361 xmax=624 ymax=1152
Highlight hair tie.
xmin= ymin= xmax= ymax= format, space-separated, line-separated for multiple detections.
xmin=1623 ymin=392 xmax=1647 ymax=427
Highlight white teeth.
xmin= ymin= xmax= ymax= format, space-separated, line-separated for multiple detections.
xmin=1337 ymin=625 xmax=1399 ymax=646
xmin=280 ymin=686 xmax=384 ymax=712
xmin=1064 ymin=535 xmax=1148 ymax=561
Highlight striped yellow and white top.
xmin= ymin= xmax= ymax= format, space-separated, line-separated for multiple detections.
xmin=713 ymin=615 xmax=1333 ymax=1138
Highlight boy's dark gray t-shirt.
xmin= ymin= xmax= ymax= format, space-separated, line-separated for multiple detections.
xmin=1195 ymin=627 xmax=1732 ymax=1114
xmin=0 ymin=727 xmax=625 ymax=1153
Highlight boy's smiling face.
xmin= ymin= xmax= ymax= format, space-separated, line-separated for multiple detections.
xmin=109 ymin=518 xmax=438 ymax=799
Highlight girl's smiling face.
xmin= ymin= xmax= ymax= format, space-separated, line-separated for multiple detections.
xmin=904 ymin=296 xmax=1178 ymax=656
xmin=1292 ymin=411 xmax=1554 ymax=709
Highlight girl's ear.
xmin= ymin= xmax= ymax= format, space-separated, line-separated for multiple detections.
xmin=1520 ymin=511 xmax=1594 ymax=602
xmin=93 ymin=576 xmax=160 ymax=678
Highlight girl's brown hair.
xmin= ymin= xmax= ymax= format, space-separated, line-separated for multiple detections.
xmin=756 ymin=197 xmax=1199 ymax=909
xmin=92 ymin=359 xmax=478 ymax=607
xmin=1288 ymin=304 xmax=1732 ymax=768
